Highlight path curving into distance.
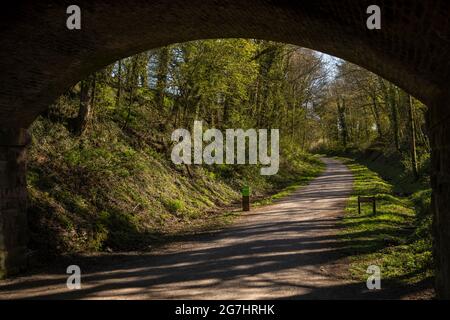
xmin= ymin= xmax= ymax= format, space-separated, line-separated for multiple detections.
xmin=1 ymin=158 xmax=371 ymax=299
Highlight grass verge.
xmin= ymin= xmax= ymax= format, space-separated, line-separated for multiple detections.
xmin=336 ymin=157 xmax=433 ymax=288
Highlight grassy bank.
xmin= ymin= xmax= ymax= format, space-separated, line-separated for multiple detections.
xmin=27 ymin=112 xmax=324 ymax=259
xmin=337 ymin=157 xmax=433 ymax=288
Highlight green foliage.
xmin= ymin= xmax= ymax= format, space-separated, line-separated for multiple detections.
xmin=164 ymin=199 xmax=185 ymax=214
xmin=26 ymin=36 xmax=433 ymax=292
xmin=27 ymin=114 xmax=324 ymax=256
xmin=314 ymin=60 xmax=430 ymax=182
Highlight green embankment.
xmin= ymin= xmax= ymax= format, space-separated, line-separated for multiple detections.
xmin=337 ymin=156 xmax=433 ymax=286
xmin=27 ymin=116 xmax=324 ymax=257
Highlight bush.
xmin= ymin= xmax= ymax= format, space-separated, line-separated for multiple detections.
xmin=164 ymin=199 xmax=185 ymax=214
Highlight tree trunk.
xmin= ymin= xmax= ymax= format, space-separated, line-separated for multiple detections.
xmin=337 ymin=98 xmax=348 ymax=148
xmin=291 ymin=101 xmax=296 ymax=142
xmin=140 ymin=53 xmax=149 ymax=87
xmin=116 ymin=60 xmax=122 ymax=106
xmin=407 ymin=94 xmax=419 ymax=179
xmin=74 ymin=75 xmax=95 ymax=136
xmin=389 ymin=86 xmax=400 ymax=151
xmin=370 ymin=95 xmax=383 ymax=138
xmin=156 ymin=47 xmax=170 ymax=107
xmin=122 ymin=57 xmax=138 ymax=129
xmin=379 ymin=78 xmax=400 ymax=150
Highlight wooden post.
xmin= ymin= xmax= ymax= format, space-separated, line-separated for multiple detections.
xmin=358 ymin=196 xmax=376 ymax=215
xmin=242 ymin=186 xmax=250 ymax=212
xmin=358 ymin=196 xmax=361 ymax=214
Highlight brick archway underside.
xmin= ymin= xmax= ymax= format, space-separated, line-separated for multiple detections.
xmin=0 ymin=0 xmax=450 ymax=127
xmin=1 ymin=0 xmax=450 ymax=298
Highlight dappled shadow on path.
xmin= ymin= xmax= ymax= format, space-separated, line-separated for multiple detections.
xmin=0 ymin=159 xmax=432 ymax=300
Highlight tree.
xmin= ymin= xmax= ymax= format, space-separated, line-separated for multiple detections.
xmin=73 ymin=74 xmax=96 ymax=136
xmin=155 ymin=46 xmax=171 ymax=108
xmin=407 ymin=94 xmax=419 ymax=179
xmin=337 ymin=98 xmax=348 ymax=148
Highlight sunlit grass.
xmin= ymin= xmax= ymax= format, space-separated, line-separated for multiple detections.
xmin=336 ymin=157 xmax=433 ymax=286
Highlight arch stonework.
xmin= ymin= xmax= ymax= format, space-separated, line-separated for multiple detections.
xmin=0 ymin=0 xmax=450 ymax=297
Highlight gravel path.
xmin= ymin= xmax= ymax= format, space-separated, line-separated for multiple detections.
xmin=0 ymin=158 xmax=366 ymax=299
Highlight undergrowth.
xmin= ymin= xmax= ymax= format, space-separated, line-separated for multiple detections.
xmin=27 ymin=105 xmax=324 ymax=258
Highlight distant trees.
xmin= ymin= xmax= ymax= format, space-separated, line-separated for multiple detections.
xmin=318 ymin=61 xmax=429 ymax=177
xmin=67 ymin=39 xmax=328 ymax=152
xmin=65 ymin=39 xmax=429 ymax=177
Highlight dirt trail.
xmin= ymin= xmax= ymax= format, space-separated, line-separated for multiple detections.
xmin=0 ymin=158 xmax=383 ymax=299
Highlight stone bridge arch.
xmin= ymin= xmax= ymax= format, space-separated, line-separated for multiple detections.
xmin=1 ymin=0 xmax=450 ymax=298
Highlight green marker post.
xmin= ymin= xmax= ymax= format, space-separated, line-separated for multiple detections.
xmin=242 ymin=185 xmax=251 ymax=211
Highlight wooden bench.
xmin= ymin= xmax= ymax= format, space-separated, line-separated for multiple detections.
xmin=358 ymin=196 xmax=376 ymax=214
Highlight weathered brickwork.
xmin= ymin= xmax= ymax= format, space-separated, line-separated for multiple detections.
xmin=428 ymin=94 xmax=450 ymax=298
xmin=0 ymin=129 xmax=29 ymax=278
